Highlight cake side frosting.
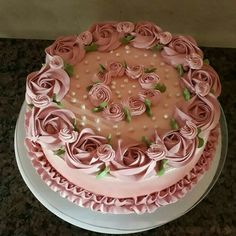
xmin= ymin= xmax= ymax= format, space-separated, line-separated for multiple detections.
xmin=24 ymin=21 xmax=222 ymax=214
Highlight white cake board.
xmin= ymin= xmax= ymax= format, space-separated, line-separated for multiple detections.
xmin=14 ymin=103 xmax=225 ymax=234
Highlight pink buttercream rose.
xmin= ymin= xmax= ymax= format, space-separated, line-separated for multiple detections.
xmin=27 ymin=106 xmax=76 ymax=149
xmin=161 ymin=35 xmax=203 ymax=67
xmin=186 ymin=53 xmax=203 ymax=69
xmin=59 ymin=128 xmax=78 ymax=144
xmin=88 ymin=83 xmax=112 ymax=107
xmin=138 ymin=89 xmax=161 ymax=105
xmin=106 ymin=61 xmax=125 ymax=77
xmin=78 ymin=31 xmax=93 ymax=45
xmin=116 ymin=21 xmax=135 ymax=33
xmin=123 ymin=96 xmax=146 ymax=116
xmin=110 ymin=141 xmax=156 ymax=180
xmin=31 ymin=95 xmax=51 ymax=108
xmin=125 ymin=65 xmax=143 ymax=80
xmin=92 ymin=71 xmax=112 ymax=85
xmin=180 ymin=121 xmax=198 ymax=139
xmin=89 ymin=22 xmax=122 ymax=52
xmin=182 ymin=65 xmax=221 ymax=97
xmin=138 ymin=72 xmax=160 ymax=89
xmin=102 ymin=103 xmax=125 ymax=122
xmin=96 ymin=144 xmax=115 ymax=162
xmin=48 ymin=55 xmax=64 ymax=69
xmin=64 ymin=128 xmax=107 ymax=173
xmin=176 ymin=94 xmax=220 ymax=131
xmin=26 ymin=65 xmax=70 ymax=106
xmin=159 ymin=31 xmax=172 ymax=45
xmin=162 ymin=130 xmax=197 ymax=167
xmin=45 ymin=35 xmax=85 ymax=65
xmin=131 ymin=21 xmax=162 ymax=49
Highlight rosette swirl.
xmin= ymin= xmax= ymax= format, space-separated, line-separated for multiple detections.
xmin=48 ymin=55 xmax=64 ymax=69
xmin=116 ymin=21 xmax=135 ymax=33
xmin=162 ymin=130 xmax=197 ymax=167
xmin=138 ymin=89 xmax=161 ymax=105
xmin=186 ymin=52 xmax=203 ymax=70
xmin=45 ymin=36 xmax=85 ymax=65
xmin=88 ymin=83 xmax=112 ymax=107
xmin=138 ymin=72 xmax=160 ymax=89
xmin=89 ymin=22 xmax=122 ymax=52
xmin=78 ymin=31 xmax=93 ymax=45
xmin=131 ymin=21 xmax=162 ymax=49
xmin=92 ymin=71 xmax=112 ymax=85
xmin=59 ymin=128 xmax=78 ymax=144
xmin=64 ymin=128 xmax=107 ymax=173
xmin=107 ymin=61 xmax=125 ymax=77
xmin=27 ymin=105 xmax=76 ymax=149
xmin=102 ymin=103 xmax=125 ymax=121
xmin=161 ymin=35 xmax=203 ymax=67
xmin=159 ymin=31 xmax=172 ymax=45
xmin=31 ymin=95 xmax=51 ymax=108
xmin=26 ymin=65 xmax=70 ymax=106
xmin=180 ymin=121 xmax=198 ymax=139
xmin=96 ymin=144 xmax=115 ymax=162
xmin=182 ymin=65 xmax=221 ymax=97
xmin=110 ymin=141 xmax=156 ymax=180
xmin=125 ymin=65 xmax=143 ymax=80
xmin=123 ymin=96 xmax=146 ymax=116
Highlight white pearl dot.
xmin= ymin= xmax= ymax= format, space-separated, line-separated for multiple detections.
xmin=125 ymin=45 xmax=130 ymax=50
xmin=154 ymin=124 xmax=159 ymax=129
xmin=85 ymin=69 xmax=90 ymax=73
xmin=76 ymin=84 xmax=81 ymax=89
xmin=128 ymin=127 xmax=134 ymax=132
xmin=95 ymin=118 xmax=100 ymax=124
xmin=160 ymin=62 xmax=165 ymax=66
xmin=132 ymin=85 xmax=136 ymax=88
xmin=70 ymin=98 xmax=77 ymax=104
xmin=144 ymin=53 xmax=148 ymax=57
xmin=80 ymin=122 xmax=85 ymax=126
xmin=111 ymin=85 xmax=116 ymax=90
xmin=75 ymin=74 xmax=80 ymax=79
xmin=174 ymin=82 xmax=179 ymax=87
xmin=120 ymin=84 xmax=125 ymax=88
xmin=81 ymin=115 xmax=87 ymax=121
xmin=71 ymin=91 xmax=76 ymax=96
xmin=97 ymin=127 xmax=101 ymax=132
xmin=165 ymin=68 xmax=169 ymax=72
xmin=111 ymin=81 xmax=116 ymax=85
xmin=126 ymin=50 xmax=130 ymax=54
xmin=117 ymin=94 xmax=122 ymax=99
xmin=176 ymin=93 xmax=181 ymax=97
xmin=124 ymin=79 xmax=129 ymax=83
xmin=164 ymin=103 xmax=168 ymax=108
xmin=96 ymin=56 xmax=101 ymax=61
xmin=115 ymin=52 xmax=120 ymax=57
xmin=153 ymin=53 xmax=157 ymax=58
xmin=143 ymin=125 xmax=148 ymax=130
xmin=110 ymin=50 xmax=114 ymax=54
xmin=115 ymin=90 xmax=121 ymax=95
xmin=167 ymin=93 xmax=172 ymax=98
xmin=164 ymin=114 xmax=169 ymax=119
xmin=81 ymin=104 xmax=86 ymax=110
xmin=128 ymin=90 xmax=132 ymax=94
xmin=83 ymin=95 xmax=88 ymax=99
xmin=152 ymin=116 xmax=156 ymax=121
xmin=84 ymin=60 xmax=89 ymax=65
xmin=165 ymin=74 xmax=169 ymax=79
xmin=134 ymin=55 xmax=139 ymax=59
xmin=116 ymin=132 xmax=121 ymax=137
xmin=113 ymin=124 xmax=118 ymax=129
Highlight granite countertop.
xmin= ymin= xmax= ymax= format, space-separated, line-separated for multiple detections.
xmin=0 ymin=39 xmax=235 ymax=236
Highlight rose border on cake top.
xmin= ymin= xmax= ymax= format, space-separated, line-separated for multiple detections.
xmin=25 ymin=21 xmax=221 ymax=181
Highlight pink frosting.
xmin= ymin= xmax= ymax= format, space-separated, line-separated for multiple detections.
xmin=25 ymin=65 xmax=70 ymax=106
xmin=138 ymin=72 xmax=160 ymax=89
xmin=180 ymin=120 xmax=198 ymax=139
xmin=48 ymin=55 xmax=64 ymax=69
xmin=45 ymin=36 xmax=85 ymax=65
xmin=92 ymin=71 xmax=112 ymax=85
xmin=102 ymin=103 xmax=125 ymax=121
xmin=161 ymin=35 xmax=203 ymax=67
xmin=116 ymin=21 xmax=135 ymax=33
xmin=179 ymin=94 xmax=221 ymax=131
xmin=59 ymin=128 xmax=78 ymax=144
xmin=88 ymin=83 xmax=112 ymax=107
xmin=131 ymin=21 xmax=162 ymax=49
xmin=186 ymin=52 xmax=203 ymax=69
xmin=138 ymin=89 xmax=161 ymax=105
xmin=106 ymin=61 xmax=125 ymax=77
xmin=89 ymin=22 xmax=122 ymax=52
xmin=125 ymin=65 xmax=143 ymax=80
xmin=78 ymin=31 xmax=93 ymax=45
xmin=64 ymin=128 xmax=107 ymax=173
xmin=123 ymin=96 xmax=146 ymax=116
xmin=27 ymin=106 xmax=76 ymax=149
xmin=159 ymin=31 xmax=172 ymax=45
xmin=182 ymin=65 xmax=221 ymax=97
xmin=31 ymin=95 xmax=51 ymax=108
xmin=96 ymin=144 xmax=115 ymax=162
xmin=110 ymin=141 xmax=156 ymax=180
xmin=162 ymin=130 xmax=197 ymax=167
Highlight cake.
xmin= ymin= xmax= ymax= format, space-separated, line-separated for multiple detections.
xmin=24 ymin=21 xmax=221 ymax=214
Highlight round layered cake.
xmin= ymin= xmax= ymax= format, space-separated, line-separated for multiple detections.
xmin=24 ymin=21 xmax=221 ymax=214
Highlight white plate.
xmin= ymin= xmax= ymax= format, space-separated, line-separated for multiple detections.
xmin=14 ymin=103 xmax=227 ymax=234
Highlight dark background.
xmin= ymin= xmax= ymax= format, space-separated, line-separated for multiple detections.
xmin=0 ymin=39 xmax=235 ymax=235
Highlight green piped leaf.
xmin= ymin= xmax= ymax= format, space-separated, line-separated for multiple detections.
xmin=144 ymin=98 xmax=153 ymax=117
xmin=154 ymin=83 xmax=166 ymax=93
xmin=52 ymin=94 xmax=63 ymax=107
xmin=86 ymin=84 xmax=93 ymax=92
xmin=99 ymin=64 xmax=106 ymax=73
xmin=198 ymin=136 xmax=204 ymax=148
xmin=170 ymin=118 xmax=179 ymax=130
xmin=123 ymin=107 xmax=132 ymax=123
xmin=142 ymin=136 xmax=152 ymax=147
xmin=92 ymin=101 xmax=108 ymax=113
xmin=96 ymin=166 xmax=110 ymax=179
xmin=183 ymin=88 xmax=191 ymax=101
xmin=64 ymin=63 xmax=74 ymax=77
xmin=120 ymin=35 xmax=135 ymax=45
xmin=151 ymin=43 xmax=164 ymax=52
xmin=122 ymin=60 xmax=128 ymax=69
xmin=84 ymin=42 xmax=98 ymax=52
xmin=176 ymin=64 xmax=184 ymax=76
xmin=107 ymin=133 xmax=112 ymax=144
xmin=157 ymin=160 xmax=168 ymax=176
xmin=27 ymin=103 xmax=34 ymax=109
xmin=203 ymin=58 xmax=210 ymax=65
xmin=144 ymin=67 xmax=156 ymax=73
xmin=72 ymin=118 xmax=78 ymax=131
xmin=53 ymin=148 xmax=65 ymax=156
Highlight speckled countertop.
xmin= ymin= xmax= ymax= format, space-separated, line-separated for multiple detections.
xmin=0 ymin=39 xmax=235 ymax=236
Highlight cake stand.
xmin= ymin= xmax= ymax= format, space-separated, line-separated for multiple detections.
xmin=14 ymin=103 xmax=228 ymax=234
